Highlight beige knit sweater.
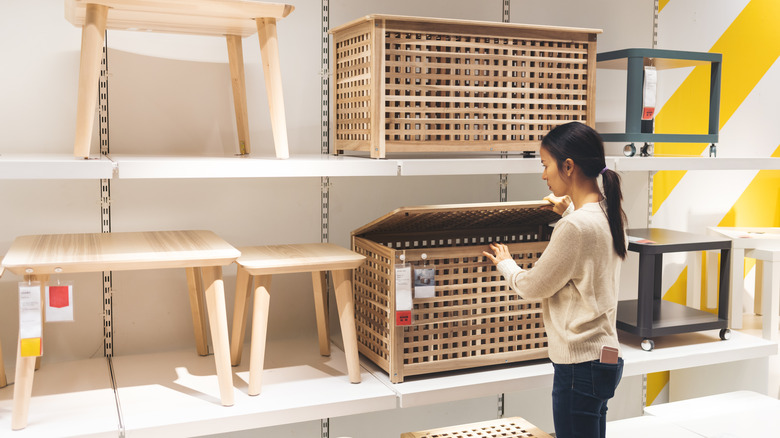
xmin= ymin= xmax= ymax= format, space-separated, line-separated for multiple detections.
xmin=496 ymin=201 xmax=622 ymax=364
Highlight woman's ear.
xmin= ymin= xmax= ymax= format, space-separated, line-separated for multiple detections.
xmin=564 ymin=158 xmax=575 ymax=176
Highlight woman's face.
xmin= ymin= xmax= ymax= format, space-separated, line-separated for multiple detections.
xmin=540 ymin=147 xmax=569 ymax=197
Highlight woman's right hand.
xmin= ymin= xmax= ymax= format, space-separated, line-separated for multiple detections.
xmin=542 ymin=194 xmax=571 ymax=215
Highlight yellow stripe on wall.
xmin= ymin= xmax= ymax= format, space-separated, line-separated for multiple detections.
xmin=719 ymin=144 xmax=780 ymax=228
xmin=658 ymin=0 xmax=670 ymax=13
xmin=652 ymin=0 xmax=780 ymax=214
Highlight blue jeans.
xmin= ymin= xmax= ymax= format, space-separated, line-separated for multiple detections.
xmin=551 ymin=358 xmax=624 ymax=438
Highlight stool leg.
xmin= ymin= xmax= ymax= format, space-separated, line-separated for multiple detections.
xmin=332 ymin=269 xmax=361 ymax=383
xmin=230 ymin=266 xmax=253 ymax=366
xmin=73 ymin=3 xmax=108 ymax=158
xmin=226 ymin=34 xmax=251 ymax=155
xmin=756 ymin=260 xmax=764 ymax=315
xmin=0 ymin=337 xmax=6 ymax=388
xmin=186 ymin=267 xmax=209 ymax=356
xmin=256 ymin=17 xmax=289 ymax=159
xmin=311 ymin=271 xmax=331 ymax=356
xmin=759 ymin=260 xmax=779 ymax=341
xmin=201 ymin=266 xmax=234 ymax=406
xmin=249 ymin=275 xmax=272 ymax=396
xmin=12 ymin=276 xmax=46 ymax=430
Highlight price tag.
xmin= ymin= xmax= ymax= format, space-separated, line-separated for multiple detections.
xmin=395 ymin=265 xmax=413 ymax=326
xmin=414 ymin=267 xmax=436 ymax=299
xmin=46 ymin=282 xmax=74 ymax=322
xmin=642 ymin=66 xmax=657 ymax=120
xmin=19 ymin=282 xmax=43 ymax=357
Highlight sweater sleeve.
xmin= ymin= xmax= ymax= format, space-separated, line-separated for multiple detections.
xmin=495 ymin=219 xmax=582 ymax=300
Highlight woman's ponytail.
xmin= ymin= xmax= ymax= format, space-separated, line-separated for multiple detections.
xmin=601 ymin=169 xmax=627 ymax=259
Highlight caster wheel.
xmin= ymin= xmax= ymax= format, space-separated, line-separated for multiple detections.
xmin=719 ymin=328 xmax=731 ymax=340
xmin=709 ymin=143 xmax=717 ymax=157
xmin=640 ymin=142 xmax=653 ymax=157
xmin=623 ymin=143 xmax=636 ymax=157
xmin=641 ymin=338 xmax=654 ymax=351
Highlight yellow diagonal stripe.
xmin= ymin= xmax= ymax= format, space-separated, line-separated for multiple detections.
xmin=719 ymin=144 xmax=780 ymax=228
xmin=652 ymin=0 xmax=780 ymax=214
xmin=647 ymin=371 xmax=670 ymax=405
xmin=659 ymin=0 xmax=670 ymax=13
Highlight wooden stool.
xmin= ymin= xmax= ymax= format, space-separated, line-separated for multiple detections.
xmin=230 ymin=243 xmax=365 ymax=396
xmin=401 ymin=417 xmax=553 ymax=438
xmin=65 ymin=0 xmax=294 ymax=158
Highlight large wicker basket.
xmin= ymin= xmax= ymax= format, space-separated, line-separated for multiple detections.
xmin=351 ymin=201 xmax=560 ymax=382
xmin=330 ymin=15 xmax=601 ymax=158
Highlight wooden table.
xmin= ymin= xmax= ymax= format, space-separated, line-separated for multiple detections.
xmin=65 ymin=0 xmax=294 ymax=159
xmin=1 ymin=230 xmax=240 ymax=430
xmin=707 ymin=227 xmax=780 ymax=339
xmin=230 ymin=243 xmax=365 ymax=396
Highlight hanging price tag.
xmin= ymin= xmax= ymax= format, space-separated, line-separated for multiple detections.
xmin=642 ymin=66 xmax=658 ymax=120
xmin=19 ymin=282 xmax=43 ymax=357
xmin=46 ymin=282 xmax=74 ymax=322
xmin=395 ymin=264 xmax=413 ymax=326
xmin=414 ymin=267 xmax=436 ymax=299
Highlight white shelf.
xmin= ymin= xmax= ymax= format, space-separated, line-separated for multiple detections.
xmin=0 ymin=154 xmax=115 ymax=179
xmin=0 ymin=331 xmax=774 ymax=436
xmin=1 ymin=153 xmax=779 ymax=179
xmin=612 ymin=156 xmax=780 ymax=172
xmin=364 ymin=330 xmax=776 ymax=409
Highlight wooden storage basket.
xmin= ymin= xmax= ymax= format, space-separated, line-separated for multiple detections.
xmin=330 ymin=15 xmax=601 ymax=158
xmin=351 ymin=201 xmax=560 ymax=382
xmin=401 ymin=416 xmax=552 ymax=438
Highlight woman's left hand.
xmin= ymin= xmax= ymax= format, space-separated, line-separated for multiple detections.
xmin=483 ymin=243 xmax=512 ymax=265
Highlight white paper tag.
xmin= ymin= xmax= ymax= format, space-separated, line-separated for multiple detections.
xmin=19 ymin=282 xmax=43 ymax=357
xmin=642 ymin=66 xmax=658 ymax=120
xmin=395 ymin=265 xmax=413 ymax=325
xmin=414 ymin=267 xmax=436 ymax=299
xmin=45 ymin=282 xmax=74 ymax=322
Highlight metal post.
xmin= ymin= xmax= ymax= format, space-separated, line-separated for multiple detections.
xmin=99 ymin=31 xmax=113 ymax=358
xmin=499 ymin=0 xmax=511 ymax=202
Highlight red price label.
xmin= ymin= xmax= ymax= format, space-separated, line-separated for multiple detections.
xmin=395 ymin=310 xmax=412 ymax=326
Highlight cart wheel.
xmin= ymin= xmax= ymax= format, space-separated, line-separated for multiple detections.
xmin=709 ymin=143 xmax=717 ymax=157
xmin=641 ymin=338 xmax=654 ymax=351
xmin=640 ymin=142 xmax=653 ymax=157
xmin=623 ymin=143 xmax=636 ymax=157
xmin=719 ymin=328 xmax=731 ymax=340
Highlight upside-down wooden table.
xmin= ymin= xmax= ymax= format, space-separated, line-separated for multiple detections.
xmin=65 ymin=0 xmax=294 ymax=158
xmin=1 ymin=230 xmax=240 ymax=430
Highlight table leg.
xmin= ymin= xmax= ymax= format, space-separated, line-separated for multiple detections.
xmin=248 ymin=275 xmax=271 ymax=396
xmin=758 ymin=259 xmax=779 ymax=341
xmin=0 ymin=337 xmax=6 ymax=388
xmin=755 ymin=259 xmax=764 ymax=315
xmin=256 ymin=17 xmax=289 ymax=159
xmin=73 ymin=3 xmax=108 ymax=158
xmin=332 ymin=269 xmax=361 ymax=384
xmin=186 ymin=267 xmax=209 ymax=356
xmin=12 ymin=276 xmax=46 ymax=430
xmin=730 ymin=248 xmax=745 ymax=329
xmin=226 ymin=34 xmax=251 ymax=155
xmin=311 ymin=271 xmax=331 ymax=356
xmin=200 ymin=266 xmax=234 ymax=406
xmin=230 ymin=266 xmax=253 ymax=366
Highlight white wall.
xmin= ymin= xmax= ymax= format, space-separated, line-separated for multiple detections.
xmin=0 ymin=0 xmax=655 ymax=436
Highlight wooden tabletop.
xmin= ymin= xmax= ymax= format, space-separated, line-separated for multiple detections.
xmin=236 ymin=243 xmax=366 ymax=275
xmin=1 ymin=230 xmax=240 ymax=275
xmin=65 ymin=0 xmax=294 ymax=37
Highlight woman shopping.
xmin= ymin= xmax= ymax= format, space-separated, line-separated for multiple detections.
xmin=483 ymin=122 xmax=627 ymax=438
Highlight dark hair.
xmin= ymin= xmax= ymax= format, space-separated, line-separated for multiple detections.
xmin=541 ymin=122 xmax=627 ymax=259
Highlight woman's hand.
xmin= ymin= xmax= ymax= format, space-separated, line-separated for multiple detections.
xmin=483 ymin=243 xmax=512 ymax=265
xmin=542 ymin=194 xmax=571 ymax=215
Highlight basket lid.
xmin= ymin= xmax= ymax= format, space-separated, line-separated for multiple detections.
xmin=352 ymin=200 xmax=561 ymax=237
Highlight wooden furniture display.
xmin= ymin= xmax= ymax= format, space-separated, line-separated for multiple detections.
xmin=65 ymin=0 xmax=294 ymax=159
xmin=330 ymin=15 xmax=601 ymax=158
xmin=230 ymin=243 xmax=366 ymax=396
xmin=1 ymin=230 xmax=240 ymax=430
xmin=707 ymin=227 xmax=780 ymax=340
xmin=401 ymin=416 xmax=552 ymax=438
xmin=351 ymin=201 xmax=560 ymax=382
xmin=619 ymin=228 xmax=731 ymax=351
xmin=597 ymin=48 xmax=722 ymax=157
